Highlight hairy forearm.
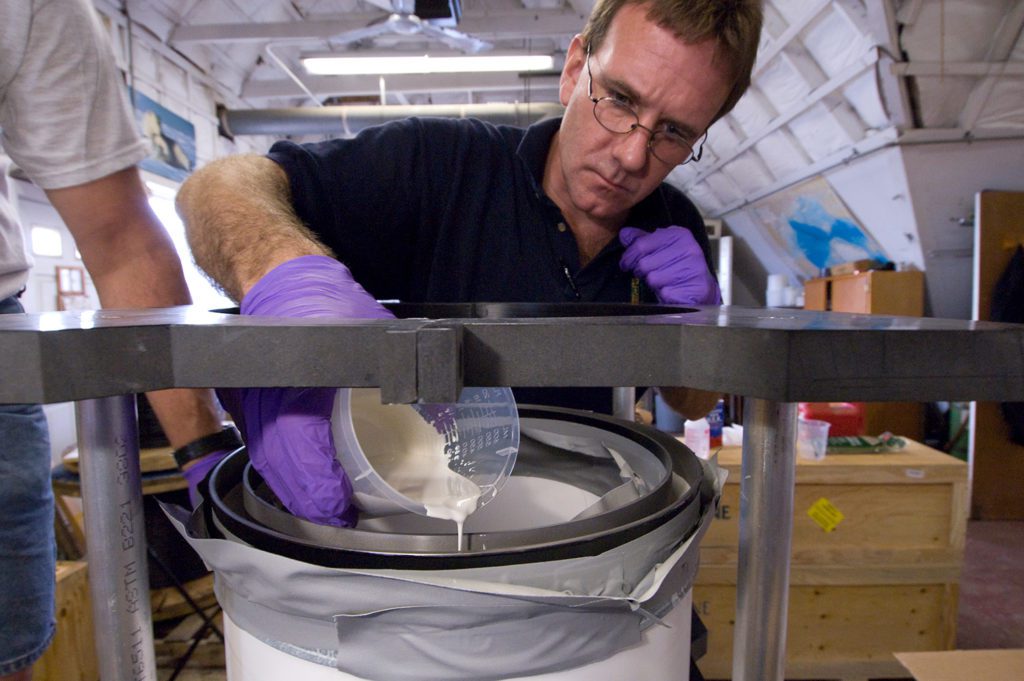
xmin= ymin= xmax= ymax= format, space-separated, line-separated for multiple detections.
xmin=176 ymin=155 xmax=332 ymax=302
xmin=657 ymin=386 xmax=721 ymax=421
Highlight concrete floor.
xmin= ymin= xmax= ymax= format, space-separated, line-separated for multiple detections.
xmin=158 ymin=521 xmax=1024 ymax=680
xmin=956 ymin=520 xmax=1024 ymax=650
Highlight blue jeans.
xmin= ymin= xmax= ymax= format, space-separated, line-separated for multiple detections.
xmin=0 ymin=296 xmax=55 ymax=674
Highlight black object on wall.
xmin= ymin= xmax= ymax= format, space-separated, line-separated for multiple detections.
xmin=991 ymin=245 xmax=1024 ymax=445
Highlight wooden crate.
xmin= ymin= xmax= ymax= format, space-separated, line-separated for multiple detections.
xmin=700 ymin=440 xmax=968 ymax=568
xmin=695 ymin=574 xmax=959 ymax=680
xmin=695 ymin=440 xmax=967 ymax=680
xmin=35 ymin=561 xmax=98 ymax=681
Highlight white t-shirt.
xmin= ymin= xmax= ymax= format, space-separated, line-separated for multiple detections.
xmin=0 ymin=0 xmax=148 ymax=299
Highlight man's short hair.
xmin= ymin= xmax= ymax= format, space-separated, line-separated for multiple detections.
xmin=581 ymin=0 xmax=764 ymax=123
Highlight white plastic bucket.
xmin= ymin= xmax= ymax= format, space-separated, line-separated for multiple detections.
xmin=224 ymin=591 xmax=692 ymax=681
xmin=178 ymin=409 xmax=717 ymax=681
xmin=218 ymin=473 xmax=694 ymax=681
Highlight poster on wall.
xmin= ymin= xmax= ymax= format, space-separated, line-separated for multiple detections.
xmin=749 ymin=176 xmax=888 ymax=279
xmin=132 ymin=91 xmax=195 ymax=182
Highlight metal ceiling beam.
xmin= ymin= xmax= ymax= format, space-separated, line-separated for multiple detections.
xmin=169 ymin=10 xmax=586 ymax=44
xmin=240 ymin=71 xmax=561 ymax=100
xmin=220 ymin=102 xmax=566 ymax=137
xmin=752 ymin=0 xmax=831 ymax=77
xmin=688 ymin=50 xmax=881 ymax=187
xmin=987 ymin=0 xmax=1024 ymax=59
xmin=892 ymin=61 xmax=1024 ymax=76
xmin=959 ymin=0 xmax=1024 ymax=131
xmin=875 ymin=0 xmax=915 ymax=131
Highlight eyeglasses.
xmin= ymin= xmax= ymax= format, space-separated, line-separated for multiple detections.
xmin=586 ymin=48 xmax=706 ymax=166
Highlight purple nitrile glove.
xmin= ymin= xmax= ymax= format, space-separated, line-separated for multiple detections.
xmin=234 ymin=255 xmax=394 ymax=527
xmin=181 ymin=450 xmax=229 ymax=508
xmin=619 ymin=226 xmax=722 ymax=305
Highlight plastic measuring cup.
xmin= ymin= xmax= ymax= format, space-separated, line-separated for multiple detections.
xmin=797 ymin=417 xmax=831 ymax=461
xmin=331 ymin=386 xmax=519 ymax=518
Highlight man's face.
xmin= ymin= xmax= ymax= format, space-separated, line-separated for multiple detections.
xmin=548 ymin=3 xmax=734 ymax=226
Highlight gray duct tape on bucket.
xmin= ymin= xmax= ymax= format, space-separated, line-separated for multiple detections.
xmin=163 ymin=462 xmax=720 ymax=681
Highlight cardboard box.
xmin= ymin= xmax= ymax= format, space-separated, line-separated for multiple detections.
xmin=895 ymin=649 xmax=1024 ymax=680
xmin=829 ymin=258 xmax=886 ymax=276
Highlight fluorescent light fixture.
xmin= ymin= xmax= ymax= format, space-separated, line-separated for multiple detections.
xmin=302 ymin=54 xmax=555 ymax=76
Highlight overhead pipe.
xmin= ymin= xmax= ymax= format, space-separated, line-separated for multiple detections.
xmin=220 ymin=102 xmax=565 ymax=137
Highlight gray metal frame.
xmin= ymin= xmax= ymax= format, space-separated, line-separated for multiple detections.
xmin=3 ymin=305 xmax=1022 ymax=681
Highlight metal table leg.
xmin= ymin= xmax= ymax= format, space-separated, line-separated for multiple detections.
xmin=612 ymin=387 xmax=636 ymax=422
xmin=76 ymin=395 xmax=157 ymax=681
xmin=732 ymin=398 xmax=797 ymax=681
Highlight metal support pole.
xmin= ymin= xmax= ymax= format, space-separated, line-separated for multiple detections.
xmin=732 ymin=398 xmax=797 ymax=681
xmin=612 ymin=387 xmax=636 ymax=422
xmin=76 ymin=395 xmax=156 ymax=681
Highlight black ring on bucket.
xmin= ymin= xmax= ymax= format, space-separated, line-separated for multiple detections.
xmin=203 ymin=406 xmax=716 ymax=570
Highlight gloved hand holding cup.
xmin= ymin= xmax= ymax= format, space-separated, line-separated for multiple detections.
xmin=228 ymin=255 xmax=394 ymax=527
xmin=225 ymin=255 xmax=519 ymax=532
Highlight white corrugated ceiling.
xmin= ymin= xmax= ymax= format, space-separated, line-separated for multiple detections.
xmin=108 ymin=0 xmax=1024 ymax=315
xmin=119 ymin=0 xmax=1023 ymax=205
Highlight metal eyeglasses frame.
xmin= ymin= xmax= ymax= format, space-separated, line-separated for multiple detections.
xmin=585 ymin=46 xmax=707 ymax=166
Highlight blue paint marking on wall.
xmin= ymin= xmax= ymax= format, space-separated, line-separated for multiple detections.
xmin=787 ymin=196 xmax=886 ymax=270
xmin=788 ymin=219 xmax=831 ymax=269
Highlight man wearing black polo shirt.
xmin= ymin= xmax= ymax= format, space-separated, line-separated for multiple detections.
xmin=177 ymin=0 xmax=762 ymax=529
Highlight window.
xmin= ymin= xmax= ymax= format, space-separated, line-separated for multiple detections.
xmin=30 ymin=225 xmax=63 ymax=257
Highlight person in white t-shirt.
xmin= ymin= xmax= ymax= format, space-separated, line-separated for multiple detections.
xmin=0 ymin=2 xmax=227 ymax=679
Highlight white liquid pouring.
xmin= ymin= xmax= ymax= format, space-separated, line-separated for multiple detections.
xmin=349 ymin=389 xmax=481 ymax=550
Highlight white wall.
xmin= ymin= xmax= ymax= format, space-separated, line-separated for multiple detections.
xmin=900 ymin=139 xmax=1024 ymax=319
xmin=824 ymin=146 xmax=924 ymax=272
xmin=719 ymin=137 xmax=1024 ymax=317
xmin=718 ymin=209 xmax=778 ymax=306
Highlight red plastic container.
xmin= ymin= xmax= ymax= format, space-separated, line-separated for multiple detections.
xmin=798 ymin=402 xmax=865 ymax=436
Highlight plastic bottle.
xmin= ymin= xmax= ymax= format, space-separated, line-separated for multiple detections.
xmin=707 ymin=399 xmax=725 ymax=448
xmin=684 ymin=417 xmax=710 ymax=459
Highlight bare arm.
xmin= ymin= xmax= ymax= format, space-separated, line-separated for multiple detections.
xmin=44 ymin=167 xmax=222 ymax=448
xmin=176 ymin=154 xmax=333 ymax=302
xmin=657 ymin=386 xmax=721 ymax=421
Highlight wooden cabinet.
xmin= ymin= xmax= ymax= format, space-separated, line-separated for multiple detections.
xmin=804 ymin=269 xmax=926 ymax=439
xmin=804 ymin=270 xmax=924 ymax=316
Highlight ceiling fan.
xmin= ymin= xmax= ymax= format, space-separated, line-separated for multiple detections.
xmin=328 ymin=0 xmax=492 ymax=54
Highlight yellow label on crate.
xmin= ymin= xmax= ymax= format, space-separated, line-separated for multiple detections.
xmin=807 ymin=497 xmax=845 ymax=532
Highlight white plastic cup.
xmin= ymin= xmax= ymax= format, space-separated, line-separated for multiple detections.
xmin=766 ymin=274 xmax=788 ymax=308
xmin=683 ymin=417 xmax=711 ymax=459
xmin=797 ymin=417 xmax=831 ymax=461
xmin=331 ymin=387 xmax=519 ymax=518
